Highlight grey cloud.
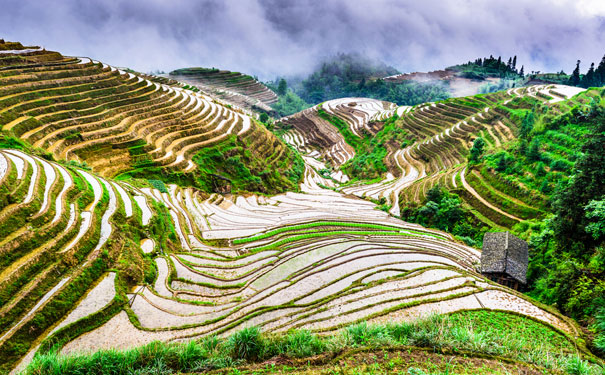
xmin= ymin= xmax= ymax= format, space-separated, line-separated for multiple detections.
xmin=1 ymin=0 xmax=603 ymax=79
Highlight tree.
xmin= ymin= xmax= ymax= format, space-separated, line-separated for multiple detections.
xmin=596 ymin=54 xmax=605 ymax=86
xmin=259 ymin=112 xmax=269 ymax=123
xmin=277 ymin=78 xmax=287 ymax=96
xmin=570 ymin=60 xmax=581 ymax=86
xmin=519 ymin=65 xmax=524 ymax=77
xmin=581 ymin=63 xmax=595 ymax=88
xmin=528 ymin=138 xmax=541 ymax=161
xmin=585 ymin=199 xmax=605 ymax=241
xmin=468 ymin=137 xmax=485 ymax=163
xmin=551 ymin=107 xmax=605 ymax=257
xmin=520 ymin=111 xmax=534 ymax=138
xmin=512 ymin=55 xmax=517 ymax=72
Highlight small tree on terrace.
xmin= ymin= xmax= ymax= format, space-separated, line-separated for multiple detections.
xmin=468 ymin=137 xmax=485 ymax=164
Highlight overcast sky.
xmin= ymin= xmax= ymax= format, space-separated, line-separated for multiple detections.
xmin=2 ymin=0 xmax=604 ymax=79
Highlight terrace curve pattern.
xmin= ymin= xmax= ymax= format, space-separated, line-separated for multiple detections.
xmin=0 ymin=145 xmax=580 ymax=373
xmin=0 ymin=41 xmax=585 ymax=373
xmin=280 ymin=86 xmax=587 ymax=222
xmin=169 ymin=67 xmax=278 ymax=113
xmin=0 ymin=45 xmax=293 ymax=183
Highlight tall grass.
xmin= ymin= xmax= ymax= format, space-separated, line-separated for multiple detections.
xmin=22 ymin=311 xmax=603 ymax=375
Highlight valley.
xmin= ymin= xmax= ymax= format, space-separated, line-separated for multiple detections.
xmin=0 ymin=39 xmax=603 ymax=375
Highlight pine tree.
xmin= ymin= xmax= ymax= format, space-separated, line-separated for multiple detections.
xmin=519 ymin=65 xmax=524 ymax=77
xmin=507 ymin=57 xmax=512 ymax=70
xmin=570 ymin=60 xmax=581 ymax=86
xmin=596 ymin=54 xmax=605 ymax=86
xmin=277 ymin=78 xmax=287 ymax=96
xmin=512 ymin=55 xmax=517 ymax=72
xmin=582 ymin=62 xmax=595 ymax=88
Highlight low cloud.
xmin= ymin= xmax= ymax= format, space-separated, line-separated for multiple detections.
xmin=1 ymin=0 xmax=603 ymax=79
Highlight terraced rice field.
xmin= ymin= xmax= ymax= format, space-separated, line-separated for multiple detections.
xmin=0 ymin=42 xmax=589 ymax=373
xmin=0 ymin=47 xmax=292 ymax=180
xmin=169 ymin=67 xmax=278 ymax=113
xmin=280 ymin=85 xmax=587 ymax=222
xmin=0 ymin=145 xmax=581 ymax=373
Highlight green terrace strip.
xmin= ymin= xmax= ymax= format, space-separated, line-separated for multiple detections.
xmin=232 ymin=221 xmax=444 ymax=244
xmin=21 ymin=311 xmax=602 ymax=375
xmin=247 ymin=230 xmax=447 ymax=253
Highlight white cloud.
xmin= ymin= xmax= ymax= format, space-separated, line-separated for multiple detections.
xmin=1 ymin=0 xmax=603 ymax=79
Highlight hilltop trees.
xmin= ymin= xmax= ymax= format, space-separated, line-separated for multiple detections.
xmin=567 ymin=54 xmax=605 ymax=87
xmin=570 ymin=60 xmax=581 ymax=86
xmin=450 ymin=55 xmax=523 ymax=79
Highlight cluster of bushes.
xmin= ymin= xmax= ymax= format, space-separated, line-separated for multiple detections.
xmin=24 ymin=311 xmax=595 ymax=375
xmin=265 ymin=79 xmax=310 ymax=117
xmin=401 ymin=186 xmax=487 ymax=247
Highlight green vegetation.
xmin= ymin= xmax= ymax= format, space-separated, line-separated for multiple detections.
xmin=397 ymin=87 xmax=605 ymax=351
xmin=523 ymin=102 xmax=605 ymax=328
xmin=530 ymin=53 xmax=605 ymax=88
xmin=248 ymin=229 xmax=439 ymax=253
xmin=401 ymin=186 xmax=486 ymax=247
xmin=448 ymin=55 xmax=523 ymax=80
xmin=23 ymin=311 xmax=600 ymax=375
xmin=117 ymin=134 xmax=303 ymax=195
xmin=233 ymin=221 xmax=417 ymax=244
xmin=265 ymin=79 xmax=311 ymax=117
xmin=288 ymin=53 xmax=449 ymax=106
xmin=317 ymin=107 xmax=412 ymax=180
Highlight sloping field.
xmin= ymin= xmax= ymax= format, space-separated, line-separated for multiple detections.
xmin=280 ymin=84 xmax=587 ymax=222
xmin=0 ymin=146 xmax=583 ymax=373
xmin=0 ymin=41 xmax=594 ymax=374
xmin=280 ymin=98 xmax=396 ymax=167
xmin=0 ymin=45 xmax=298 ymax=194
xmin=169 ymin=67 xmax=278 ymax=113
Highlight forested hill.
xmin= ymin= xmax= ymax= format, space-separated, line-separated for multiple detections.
xmin=266 ymin=53 xmax=451 ymax=116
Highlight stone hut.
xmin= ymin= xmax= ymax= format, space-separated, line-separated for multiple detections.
xmin=481 ymin=232 xmax=528 ymax=290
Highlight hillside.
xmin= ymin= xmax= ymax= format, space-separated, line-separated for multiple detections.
xmin=278 ymin=83 xmax=605 ymax=361
xmin=0 ymin=146 xmax=594 ymax=374
xmin=169 ymin=67 xmax=278 ymax=113
xmin=0 ymin=45 xmax=301 ymax=194
xmin=287 ymin=53 xmax=450 ymax=106
xmin=0 ymin=40 xmax=601 ymax=374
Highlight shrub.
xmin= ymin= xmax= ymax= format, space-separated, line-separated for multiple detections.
xmin=565 ymin=356 xmax=591 ymax=375
xmin=282 ymin=330 xmax=325 ymax=358
xmin=551 ymin=159 xmax=572 ymax=172
xmin=148 ymin=179 xmax=168 ymax=193
xmin=344 ymin=322 xmax=392 ymax=347
xmin=228 ymin=326 xmax=264 ymax=361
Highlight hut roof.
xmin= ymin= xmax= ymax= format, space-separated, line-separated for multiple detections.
xmin=481 ymin=232 xmax=528 ymax=284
